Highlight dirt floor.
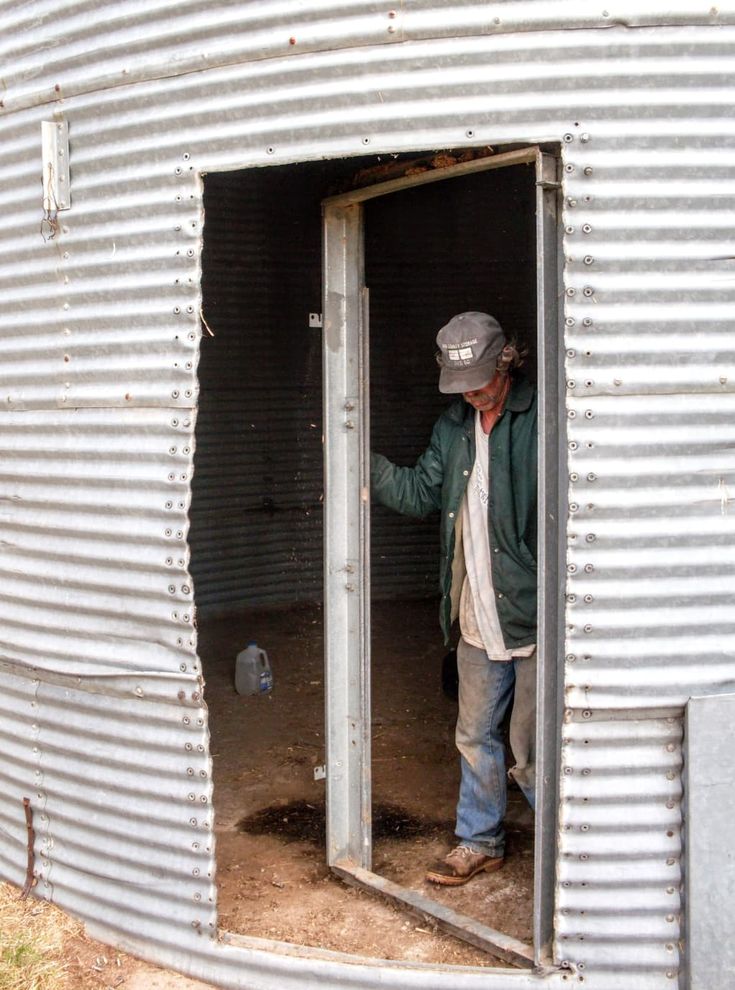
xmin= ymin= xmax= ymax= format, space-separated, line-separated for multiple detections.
xmin=199 ymin=598 xmax=534 ymax=969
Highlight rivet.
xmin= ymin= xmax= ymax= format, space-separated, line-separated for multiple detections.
xmin=667 ymin=858 xmax=676 ymax=866
xmin=570 ymin=472 xmax=579 ymax=482
xmin=667 ymin=886 xmax=676 ymax=894
xmin=583 ymin=166 xmax=593 ymax=176
xmin=563 ymin=133 xmax=574 ymax=143
xmin=580 ymin=133 xmax=590 ymax=143
xmin=583 ymin=256 xmax=594 ymax=266
xmin=583 ymin=624 xmax=592 ymax=633
xmin=187 ymin=767 xmax=194 ymax=775
xmin=586 ymin=534 xmax=596 ymax=543
xmin=567 ymin=348 xmax=576 ymax=358
xmin=568 ymin=409 xmax=576 ymax=418
xmin=582 ymin=710 xmax=592 ymax=720
xmin=567 ymin=593 xmax=577 ymax=602
xmin=565 ymin=226 xmax=575 ymax=235
xmin=361 ymin=137 xmax=370 ymax=145
xmin=566 ymin=287 xmax=576 ymax=297
xmin=583 ymin=286 xmax=594 ymax=297
xmin=666 ymin=743 xmax=675 ymax=752
xmin=175 ymin=167 xmax=182 ymax=175
xmin=564 ymin=767 xmax=573 ymax=775
xmin=666 ymin=914 xmax=675 ymax=923
xmin=266 ymin=146 xmax=275 ymax=155
xmin=466 ymin=129 xmax=475 ymax=138
xmin=569 ymin=441 xmax=578 ymax=450
xmin=580 ymin=824 xmax=589 ymax=832
xmin=564 ymin=163 xmax=575 ymax=174
xmin=584 ymin=594 xmax=593 ymax=603
xmin=569 ymin=503 xmax=578 ymax=512
xmin=584 ymin=409 xmax=594 ymax=419
xmin=567 ymin=197 xmax=577 ymax=207
xmin=566 ymin=316 xmax=576 ymax=326
xmin=583 ymin=318 xmax=593 ymax=327
xmin=582 ymin=224 xmax=592 ymax=234
xmin=579 ymin=853 xmax=588 ymax=861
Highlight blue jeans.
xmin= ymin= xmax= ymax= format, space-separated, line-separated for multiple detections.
xmin=454 ymin=638 xmax=536 ymax=858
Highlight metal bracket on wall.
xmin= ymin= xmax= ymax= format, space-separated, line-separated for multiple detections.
xmin=41 ymin=120 xmax=71 ymax=212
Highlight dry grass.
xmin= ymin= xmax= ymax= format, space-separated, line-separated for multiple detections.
xmin=0 ymin=881 xmax=76 ymax=990
xmin=0 ymin=881 xmax=216 ymax=990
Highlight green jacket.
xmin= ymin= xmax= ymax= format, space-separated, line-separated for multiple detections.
xmin=370 ymin=376 xmax=537 ymax=648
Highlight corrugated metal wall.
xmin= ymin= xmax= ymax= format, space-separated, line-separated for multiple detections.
xmin=0 ymin=7 xmax=733 ymax=988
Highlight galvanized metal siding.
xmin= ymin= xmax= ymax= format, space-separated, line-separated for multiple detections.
xmin=0 ymin=14 xmax=731 ymax=990
xmin=0 ymin=1 xmax=732 ymax=114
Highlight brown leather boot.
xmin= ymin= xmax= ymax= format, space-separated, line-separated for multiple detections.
xmin=425 ymin=845 xmax=504 ymax=886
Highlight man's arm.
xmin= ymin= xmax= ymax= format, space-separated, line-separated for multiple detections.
xmin=370 ymin=418 xmax=445 ymax=519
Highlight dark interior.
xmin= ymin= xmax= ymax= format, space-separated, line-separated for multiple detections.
xmin=191 ymin=153 xmax=537 ymax=613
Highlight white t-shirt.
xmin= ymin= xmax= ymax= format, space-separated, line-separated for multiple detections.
xmin=459 ymin=411 xmax=536 ymax=661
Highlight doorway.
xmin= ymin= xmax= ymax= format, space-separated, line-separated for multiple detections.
xmin=191 ymin=146 xmax=562 ymax=967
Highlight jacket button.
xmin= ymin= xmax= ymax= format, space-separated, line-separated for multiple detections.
xmin=448 ymin=511 xmax=455 ymax=519
xmin=463 ymin=470 xmax=469 ymax=476
xmin=493 ymin=547 xmax=499 ymax=553
xmin=497 ymin=592 xmax=504 ymax=599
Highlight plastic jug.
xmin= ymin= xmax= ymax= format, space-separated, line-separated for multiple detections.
xmin=235 ymin=642 xmax=273 ymax=696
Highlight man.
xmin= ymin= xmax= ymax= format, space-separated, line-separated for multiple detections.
xmin=370 ymin=311 xmax=537 ymax=886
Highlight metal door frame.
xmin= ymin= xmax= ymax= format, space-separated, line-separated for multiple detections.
xmin=322 ymin=146 xmax=564 ymax=968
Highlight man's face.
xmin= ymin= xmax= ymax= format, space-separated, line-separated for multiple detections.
xmin=462 ymin=370 xmax=507 ymax=413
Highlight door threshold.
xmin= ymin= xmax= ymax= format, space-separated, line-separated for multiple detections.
xmin=332 ymin=860 xmax=535 ymax=969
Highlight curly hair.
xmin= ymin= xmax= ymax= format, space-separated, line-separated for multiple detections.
xmin=495 ymin=339 xmax=527 ymax=374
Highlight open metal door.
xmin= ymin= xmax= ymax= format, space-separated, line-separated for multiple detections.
xmin=322 ymin=202 xmax=371 ymax=870
xmin=322 ymin=147 xmax=563 ymax=968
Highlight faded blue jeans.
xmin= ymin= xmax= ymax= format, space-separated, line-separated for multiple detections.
xmin=455 ymin=637 xmax=536 ymax=858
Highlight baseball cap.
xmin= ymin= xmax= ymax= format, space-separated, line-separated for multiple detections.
xmin=436 ymin=312 xmax=507 ymax=394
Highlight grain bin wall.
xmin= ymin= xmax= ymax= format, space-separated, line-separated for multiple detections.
xmin=0 ymin=5 xmax=734 ymax=990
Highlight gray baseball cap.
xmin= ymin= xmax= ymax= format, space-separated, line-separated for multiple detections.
xmin=436 ymin=312 xmax=507 ymax=394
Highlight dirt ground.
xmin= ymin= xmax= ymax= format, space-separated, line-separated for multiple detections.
xmin=200 ymin=598 xmax=534 ymax=969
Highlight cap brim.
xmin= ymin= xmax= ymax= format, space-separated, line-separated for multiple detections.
xmin=438 ymin=359 xmax=498 ymax=394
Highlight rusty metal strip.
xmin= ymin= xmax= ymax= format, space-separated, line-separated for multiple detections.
xmin=331 ymin=861 xmax=535 ymax=969
xmin=20 ymin=796 xmax=35 ymax=899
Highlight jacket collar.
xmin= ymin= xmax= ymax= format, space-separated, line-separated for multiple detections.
xmin=446 ymin=375 xmax=534 ymax=425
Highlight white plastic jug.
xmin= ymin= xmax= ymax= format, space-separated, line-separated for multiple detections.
xmin=235 ymin=642 xmax=273 ymax=696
